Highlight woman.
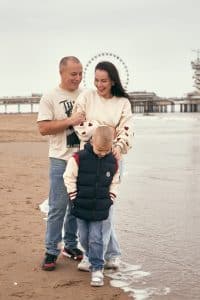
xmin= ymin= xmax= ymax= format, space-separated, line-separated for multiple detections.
xmin=73 ymin=61 xmax=133 ymax=270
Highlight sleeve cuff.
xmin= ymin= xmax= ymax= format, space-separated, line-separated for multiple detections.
xmin=68 ymin=191 xmax=77 ymax=200
xmin=109 ymin=192 xmax=116 ymax=201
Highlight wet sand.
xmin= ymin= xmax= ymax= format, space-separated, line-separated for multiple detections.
xmin=0 ymin=114 xmax=129 ymax=300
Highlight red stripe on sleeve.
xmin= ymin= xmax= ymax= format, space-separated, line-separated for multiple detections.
xmin=72 ymin=152 xmax=80 ymax=166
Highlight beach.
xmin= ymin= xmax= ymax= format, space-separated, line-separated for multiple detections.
xmin=0 ymin=114 xmax=129 ymax=300
xmin=1 ymin=112 xmax=200 ymax=300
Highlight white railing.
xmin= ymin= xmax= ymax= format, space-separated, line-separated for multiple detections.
xmin=0 ymin=103 xmax=39 ymax=114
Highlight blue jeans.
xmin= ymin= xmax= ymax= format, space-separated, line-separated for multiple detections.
xmin=77 ymin=219 xmax=104 ymax=271
xmin=103 ymin=206 xmax=121 ymax=260
xmin=76 ymin=160 xmax=123 ymax=261
xmin=45 ymin=158 xmax=78 ymax=256
xmin=103 ymin=159 xmax=123 ymax=259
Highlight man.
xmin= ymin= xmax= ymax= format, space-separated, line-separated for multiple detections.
xmin=37 ymin=56 xmax=85 ymax=271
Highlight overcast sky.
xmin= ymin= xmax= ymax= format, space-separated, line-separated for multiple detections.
xmin=0 ymin=0 xmax=199 ymax=97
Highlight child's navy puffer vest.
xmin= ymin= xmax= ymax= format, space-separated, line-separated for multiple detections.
xmin=71 ymin=143 xmax=117 ymax=221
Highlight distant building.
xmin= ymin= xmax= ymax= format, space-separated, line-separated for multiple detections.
xmin=129 ymin=91 xmax=174 ymax=113
xmin=129 ymin=91 xmax=200 ymax=113
xmin=191 ymin=49 xmax=200 ymax=92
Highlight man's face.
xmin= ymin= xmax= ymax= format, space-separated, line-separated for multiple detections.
xmin=60 ymin=60 xmax=83 ymax=91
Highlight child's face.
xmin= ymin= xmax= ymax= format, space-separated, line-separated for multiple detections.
xmin=93 ymin=141 xmax=112 ymax=158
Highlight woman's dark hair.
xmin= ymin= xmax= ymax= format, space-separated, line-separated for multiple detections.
xmin=95 ymin=61 xmax=130 ymax=99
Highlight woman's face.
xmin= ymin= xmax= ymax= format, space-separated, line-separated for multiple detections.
xmin=94 ymin=69 xmax=113 ymax=99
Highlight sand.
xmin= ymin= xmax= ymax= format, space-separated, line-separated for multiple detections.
xmin=0 ymin=114 xmax=130 ymax=300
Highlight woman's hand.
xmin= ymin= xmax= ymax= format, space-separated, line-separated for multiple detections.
xmin=112 ymin=145 xmax=122 ymax=160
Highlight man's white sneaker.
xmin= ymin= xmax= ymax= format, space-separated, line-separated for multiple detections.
xmin=90 ymin=270 xmax=104 ymax=287
xmin=104 ymin=257 xmax=120 ymax=269
xmin=77 ymin=256 xmax=91 ymax=272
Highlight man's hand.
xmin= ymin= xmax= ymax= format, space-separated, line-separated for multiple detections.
xmin=38 ymin=112 xmax=85 ymax=136
xmin=70 ymin=112 xmax=85 ymax=126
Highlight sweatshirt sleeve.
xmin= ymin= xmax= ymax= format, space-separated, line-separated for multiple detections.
xmin=37 ymin=93 xmax=54 ymax=121
xmin=63 ymin=156 xmax=78 ymax=200
xmin=74 ymin=120 xmax=100 ymax=143
xmin=109 ymin=167 xmax=120 ymax=201
xmin=73 ymin=91 xmax=100 ymax=142
xmin=114 ymin=99 xmax=134 ymax=154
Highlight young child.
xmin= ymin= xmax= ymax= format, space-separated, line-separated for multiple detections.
xmin=63 ymin=126 xmax=120 ymax=287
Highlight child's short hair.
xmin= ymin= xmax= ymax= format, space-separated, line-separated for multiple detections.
xmin=92 ymin=126 xmax=114 ymax=147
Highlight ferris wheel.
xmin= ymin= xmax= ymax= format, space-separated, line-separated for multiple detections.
xmin=83 ymin=52 xmax=130 ymax=90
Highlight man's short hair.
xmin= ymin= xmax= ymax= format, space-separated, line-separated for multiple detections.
xmin=59 ymin=56 xmax=81 ymax=72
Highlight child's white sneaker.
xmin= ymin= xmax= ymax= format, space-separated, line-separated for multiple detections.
xmin=90 ymin=270 xmax=104 ymax=287
xmin=104 ymin=257 xmax=120 ymax=269
xmin=77 ymin=255 xmax=91 ymax=272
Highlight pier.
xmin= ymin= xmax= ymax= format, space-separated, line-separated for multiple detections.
xmin=0 ymin=95 xmax=41 ymax=114
xmin=1 ymin=51 xmax=200 ymax=114
xmin=129 ymin=92 xmax=200 ymax=113
xmin=0 ymin=92 xmax=200 ymax=114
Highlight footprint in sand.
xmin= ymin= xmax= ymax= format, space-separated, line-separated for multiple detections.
xmin=53 ymin=279 xmax=83 ymax=288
